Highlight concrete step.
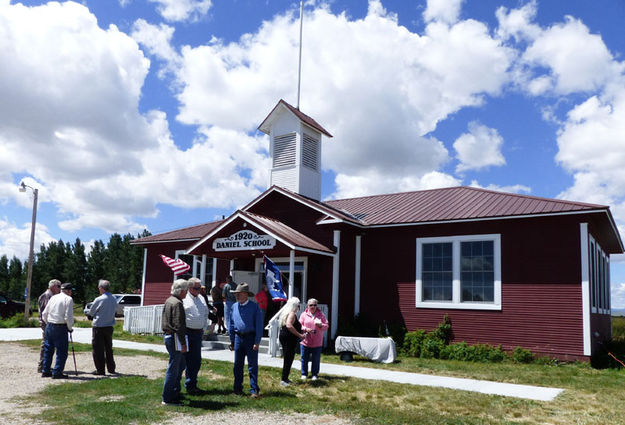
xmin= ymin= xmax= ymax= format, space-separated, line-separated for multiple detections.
xmin=201 ymin=332 xmax=274 ymax=354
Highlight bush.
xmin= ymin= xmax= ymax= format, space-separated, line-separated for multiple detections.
xmin=403 ymin=329 xmax=426 ymax=357
xmin=0 ymin=313 xmax=39 ymax=328
xmin=441 ymin=342 xmax=506 ymax=363
xmin=512 ymin=346 xmax=534 ymax=363
xmin=431 ymin=314 xmax=453 ymax=344
xmin=421 ymin=332 xmax=446 ymax=359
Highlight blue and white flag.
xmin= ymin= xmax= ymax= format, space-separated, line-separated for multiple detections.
xmin=264 ymin=255 xmax=287 ymax=301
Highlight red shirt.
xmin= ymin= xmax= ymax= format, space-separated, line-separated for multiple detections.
xmin=255 ymin=290 xmax=268 ymax=310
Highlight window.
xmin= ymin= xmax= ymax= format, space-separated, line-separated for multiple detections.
xmin=416 ymin=234 xmax=501 ymax=310
xmin=174 ymin=251 xmax=213 ymax=285
xmin=589 ymin=235 xmax=610 ymax=314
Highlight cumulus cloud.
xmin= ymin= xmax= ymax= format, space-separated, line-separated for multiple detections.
xmin=331 ymin=171 xmax=460 ymax=199
xmin=130 ymin=19 xmax=180 ymax=75
xmin=148 ymin=0 xmax=212 ymax=22
xmin=0 ymin=1 xmax=269 ymax=239
xmin=0 ymin=218 xmax=56 ymax=261
xmin=468 ymin=180 xmax=531 ymax=195
xmin=423 ymin=0 xmax=463 ymax=25
xmin=171 ymin=0 xmax=513 ymax=192
xmin=454 ymin=122 xmax=506 ymax=173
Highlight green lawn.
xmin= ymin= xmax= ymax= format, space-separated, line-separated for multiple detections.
xmin=12 ymin=338 xmax=625 ymax=425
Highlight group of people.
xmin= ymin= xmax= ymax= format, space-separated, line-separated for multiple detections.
xmin=161 ymin=277 xmax=329 ymax=405
xmin=38 ymin=278 xmax=118 ymax=379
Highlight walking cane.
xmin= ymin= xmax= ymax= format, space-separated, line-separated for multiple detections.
xmin=69 ymin=332 xmax=78 ymax=375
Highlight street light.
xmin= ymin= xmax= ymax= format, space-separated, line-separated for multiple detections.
xmin=19 ymin=181 xmax=38 ymax=321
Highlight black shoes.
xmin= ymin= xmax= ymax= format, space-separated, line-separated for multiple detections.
xmin=52 ymin=373 xmax=69 ymax=379
xmin=41 ymin=372 xmax=52 ymax=378
xmin=161 ymin=400 xmax=184 ymax=406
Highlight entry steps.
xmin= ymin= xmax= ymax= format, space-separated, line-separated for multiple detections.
xmin=202 ymin=332 xmax=277 ymax=355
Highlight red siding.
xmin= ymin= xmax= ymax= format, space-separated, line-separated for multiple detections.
xmin=398 ymin=282 xmax=584 ymax=358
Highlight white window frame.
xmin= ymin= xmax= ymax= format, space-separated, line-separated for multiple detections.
xmin=416 ymin=234 xmax=502 ymax=310
xmin=588 ymin=234 xmax=610 ymax=315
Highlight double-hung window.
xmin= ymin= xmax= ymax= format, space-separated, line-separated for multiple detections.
xmin=416 ymin=234 xmax=501 ymax=310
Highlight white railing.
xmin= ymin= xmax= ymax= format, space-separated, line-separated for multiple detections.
xmin=266 ymin=303 xmax=328 ymax=357
xmin=123 ymin=304 xmax=164 ymax=335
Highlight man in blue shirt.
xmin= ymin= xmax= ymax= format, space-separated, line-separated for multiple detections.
xmin=228 ymin=282 xmax=263 ymax=398
xmin=88 ymin=279 xmax=117 ymax=375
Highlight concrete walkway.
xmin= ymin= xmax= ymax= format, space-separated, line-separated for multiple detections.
xmin=0 ymin=328 xmax=563 ymax=401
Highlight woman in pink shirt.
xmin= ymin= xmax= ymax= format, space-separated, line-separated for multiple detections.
xmin=299 ymin=298 xmax=329 ymax=380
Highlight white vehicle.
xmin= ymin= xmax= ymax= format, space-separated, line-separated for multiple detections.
xmin=84 ymin=294 xmax=142 ymax=320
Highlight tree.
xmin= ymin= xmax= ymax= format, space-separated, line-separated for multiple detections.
xmin=86 ymin=240 xmax=106 ymax=302
xmin=0 ymin=255 xmax=9 ymax=294
xmin=7 ymin=256 xmax=24 ymax=299
xmin=64 ymin=238 xmax=88 ymax=304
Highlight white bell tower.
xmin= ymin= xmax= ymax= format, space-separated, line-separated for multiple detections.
xmin=258 ymin=99 xmax=332 ymax=200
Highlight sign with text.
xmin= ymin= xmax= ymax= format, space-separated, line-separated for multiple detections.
xmin=213 ymin=229 xmax=276 ymax=251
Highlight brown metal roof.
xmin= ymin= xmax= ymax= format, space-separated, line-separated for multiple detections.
xmin=131 ymin=220 xmax=224 ymax=244
xmin=324 ymin=186 xmax=607 ymax=225
xmin=257 ymin=99 xmax=333 ymax=137
xmin=243 ymin=211 xmax=334 ymax=254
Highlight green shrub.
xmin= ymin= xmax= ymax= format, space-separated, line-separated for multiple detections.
xmin=421 ymin=332 xmax=446 ymax=359
xmin=441 ymin=341 xmax=506 ymax=363
xmin=441 ymin=341 xmax=469 ymax=361
xmin=0 ymin=313 xmax=39 ymax=328
xmin=512 ymin=346 xmax=534 ymax=363
xmin=431 ymin=314 xmax=453 ymax=344
xmin=402 ymin=329 xmax=426 ymax=357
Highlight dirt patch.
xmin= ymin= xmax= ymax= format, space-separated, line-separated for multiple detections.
xmin=0 ymin=342 xmax=353 ymax=424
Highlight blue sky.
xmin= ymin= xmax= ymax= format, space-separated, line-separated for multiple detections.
xmin=2 ymin=0 xmax=625 ymax=307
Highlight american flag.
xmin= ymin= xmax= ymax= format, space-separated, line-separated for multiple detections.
xmin=159 ymin=254 xmax=190 ymax=275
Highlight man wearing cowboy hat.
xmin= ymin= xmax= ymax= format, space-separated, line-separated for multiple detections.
xmin=228 ymin=282 xmax=263 ymax=398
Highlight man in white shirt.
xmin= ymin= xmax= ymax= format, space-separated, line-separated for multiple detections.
xmin=183 ymin=277 xmax=208 ymax=394
xmin=41 ymin=282 xmax=74 ymax=379
xmin=37 ymin=279 xmax=61 ymax=373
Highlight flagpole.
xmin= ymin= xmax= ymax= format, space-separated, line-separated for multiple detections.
xmin=296 ymin=0 xmax=303 ymax=110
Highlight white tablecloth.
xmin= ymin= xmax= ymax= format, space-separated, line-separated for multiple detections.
xmin=335 ymin=336 xmax=396 ymax=363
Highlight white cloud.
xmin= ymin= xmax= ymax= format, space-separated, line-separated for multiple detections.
xmin=0 ymin=218 xmax=56 ymax=261
xmin=130 ymin=19 xmax=180 ymax=76
xmin=454 ymin=122 xmax=506 ymax=173
xmin=468 ymin=180 xmax=531 ymax=195
xmin=331 ymin=171 xmax=460 ymax=200
xmin=423 ymin=0 xmax=463 ymax=25
xmin=148 ymin=0 xmax=212 ymax=22
xmin=495 ymin=0 xmax=540 ymax=42
xmin=612 ymin=282 xmax=625 ymax=309
xmin=0 ymin=1 xmax=269 ymax=238
xmin=172 ymin=1 xmax=513 ymax=193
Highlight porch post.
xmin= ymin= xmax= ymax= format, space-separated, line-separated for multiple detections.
xmin=140 ymin=248 xmax=147 ymax=306
xmin=331 ymin=230 xmax=341 ymax=339
xmin=212 ymin=258 xmax=217 ymax=288
xmin=200 ymin=255 xmax=207 ymax=286
xmin=289 ymin=250 xmax=295 ymax=298
xmin=354 ymin=235 xmax=361 ymax=316
xmin=230 ymin=259 xmax=234 ymax=274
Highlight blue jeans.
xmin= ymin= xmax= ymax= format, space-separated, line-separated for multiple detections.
xmin=184 ymin=331 xmax=203 ymax=390
xmin=42 ymin=324 xmax=69 ymax=376
xmin=224 ymin=301 xmax=234 ymax=331
xmin=162 ymin=335 xmax=186 ymax=403
xmin=300 ymin=345 xmax=322 ymax=378
xmin=233 ymin=333 xmax=259 ymax=394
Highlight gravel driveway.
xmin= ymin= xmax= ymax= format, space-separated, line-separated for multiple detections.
xmin=0 ymin=342 xmax=352 ymax=425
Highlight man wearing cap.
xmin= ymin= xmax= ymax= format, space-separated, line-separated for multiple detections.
xmin=37 ymin=279 xmax=61 ymax=373
xmin=41 ymin=282 xmax=74 ymax=379
xmin=88 ymin=279 xmax=117 ymax=375
xmin=228 ymin=282 xmax=263 ymax=398
xmin=183 ymin=277 xmax=208 ymax=394
xmin=161 ymin=279 xmax=188 ymax=405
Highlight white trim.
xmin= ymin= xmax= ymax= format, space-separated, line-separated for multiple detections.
xmin=415 ymin=234 xmax=501 ymax=310
xmin=140 ymin=248 xmax=147 ymax=306
xmin=289 ymin=250 xmax=295 ymax=298
xmin=580 ymin=223 xmax=591 ymax=356
xmin=331 ymin=230 xmax=340 ymax=339
xmin=211 ymin=258 xmax=217 ymax=288
xmin=200 ymin=255 xmax=207 ymax=286
xmin=354 ymin=235 xmax=361 ymax=316
xmin=186 ymin=210 xmax=334 ymax=257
